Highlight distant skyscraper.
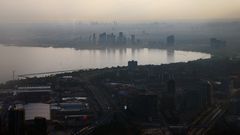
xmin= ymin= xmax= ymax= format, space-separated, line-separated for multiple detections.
xmin=117 ymin=32 xmax=127 ymax=45
xmin=107 ymin=33 xmax=116 ymax=45
xmin=210 ymin=38 xmax=226 ymax=48
xmin=131 ymin=34 xmax=136 ymax=45
xmin=98 ymin=32 xmax=107 ymax=45
xmin=92 ymin=33 xmax=97 ymax=45
xmin=167 ymin=35 xmax=175 ymax=46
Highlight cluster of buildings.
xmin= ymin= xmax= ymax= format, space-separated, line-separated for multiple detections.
xmin=0 ymin=86 xmax=52 ymax=135
xmin=89 ymin=32 xmax=139 ymax=45
xmin=88 ymin=31 xmax=177 ymax=46
xmin=0 ymin=58 xmax=239 ymax=134
xmin=210 ymin=38 xmax=226 ymax=48
xmin=101 ymin=62 xmax=215 ymax=125
xmin=0 ymin=80 xmax=94 ymax=135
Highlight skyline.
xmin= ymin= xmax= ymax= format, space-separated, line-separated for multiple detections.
xmin=1 ymin=0 xmax=240 ymax=22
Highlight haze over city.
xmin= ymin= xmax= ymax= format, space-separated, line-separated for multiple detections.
xmin=0 ymin=0 xmax=240 ymax=22
xmin=1 ymin=1 xmax=240 ymax=135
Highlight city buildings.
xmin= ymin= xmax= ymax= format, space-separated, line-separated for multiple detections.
xmin=128 ymin=60 xmax=138 ymax=70
xmin=210 ymin=38 xmax=226 ymax=48
xmin=98 ymin=32 xmax=107 ymax=45
xmin=92 ymin=32 xmax=136 ymax=46
xmin=92 ymin=33 xmax=97 ymax=45
xmin=131 ymin=34 xmax=136 ymax=45
xmin=117 ymin=32 xmax=126 ymax=45
xmin=0 ymin=58 xmax=239 ymax=134
xmin=24 ymin=103 xmax=50 ymax=121
xmin=166 ymin=35 xmax=175 ymax=46
xmin=107 ymin=33 xmax=116 ymax=45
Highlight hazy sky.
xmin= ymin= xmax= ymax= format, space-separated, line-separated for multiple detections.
xmin=1 ymin=0 xmax=240 ymax=22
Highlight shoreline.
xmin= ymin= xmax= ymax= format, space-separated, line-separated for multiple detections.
xmin=4 ymin=43 xmax=237 ymax=59
xmin=1 ymin=42 xmax=212 ymax=55
xmin=0 ymin=43 xmax=213 ymax=84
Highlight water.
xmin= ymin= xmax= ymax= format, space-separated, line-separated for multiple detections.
xmin=0 ymin=44 xmax=211 ymax=82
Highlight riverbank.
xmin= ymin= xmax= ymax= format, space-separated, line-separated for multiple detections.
xmin=3 ymin=41 xmax=240 ymax=58
xmin=0 ymin=44 xmax=211 ymax=83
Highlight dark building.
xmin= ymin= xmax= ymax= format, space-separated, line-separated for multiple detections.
xmin=128 ymin=60 xmax=138 ymax=70
xmin=98 ymin=32 xmax=107 ymax=45
xmin=8 ymin=107 xmax=25 ymax=135
xmin=92 ymin=33 xmax=97 ymax=45
xmin=183 ymin=90 xmax=203 ymax=112
xmin=167 ymin=35 xmax=175 ymax=46
xmin=117 ymin=32 xmax=127 ymax=45
xmin=210 ymin=38 xmax=226 ymax=48
xmin=165 ymin=79 xmax=176 ymax=111
xmin=25 ymin=117 xmax=47 ymax=135
xmin=131 ymin=34 xmax=136 ymax=45
xmin=51 ymin=102 xmax=92 ymax=127
xmin=15 ymin=86 xmax=52 ymax=103
xmin=0 ymin=116 xmax=2 ymax=135
xmin=107 ymin=33 xmax=116 ymax=45
xmin=175 ymin=81 xmax=213 ymax=119
xmin=129 ymin=94 xmax=159 ymax=121
xmin=34 ymin=117 xmax=47 ymax=135
xmin=168 ymin=79 xmax=176 ymax=95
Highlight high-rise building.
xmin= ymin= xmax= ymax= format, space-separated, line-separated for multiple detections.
xmin=107 ymin=33 xmax=116 ymax=45
xmin=131 ymin=34 xmax=136 ymax=45
xmin=8 ymin=107 xmax=25 ymax=135
xmin=92 ymin=33 xmax=97 ymax=45
xmin=210 ymin=38 xmax=226 ymax=48
xmin=98 ymin=32 xmax=107 ymax=45
xmin=167 ymin=35 xmax=175 ymax=46
xmin=117 ymin=32 xmax=127 ymax=45
xmin=167 ymin=79 xmax=176 ymax=111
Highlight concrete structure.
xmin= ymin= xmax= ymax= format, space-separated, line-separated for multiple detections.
xmin=24 ymin=103 xmax=50 ymax=120
xmin=128 ymin=60 xmax=138 ymax=70
xmin=14 ymin=86 xmax=52 ymax=103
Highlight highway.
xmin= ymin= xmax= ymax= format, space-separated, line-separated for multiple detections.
xmin=71 ymin=83 xmax=116 ymax=135
xmin=85 ymin=84 xmax=112 ymax=112
xmin=187 ymin=104 xmax=226 ymax=135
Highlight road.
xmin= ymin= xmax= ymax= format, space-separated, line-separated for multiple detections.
xmin=187 ymin=104 xmax=227 ymax=135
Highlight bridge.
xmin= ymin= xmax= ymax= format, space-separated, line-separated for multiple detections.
xmin=17 ymin=69 xmax=79 ymax=79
